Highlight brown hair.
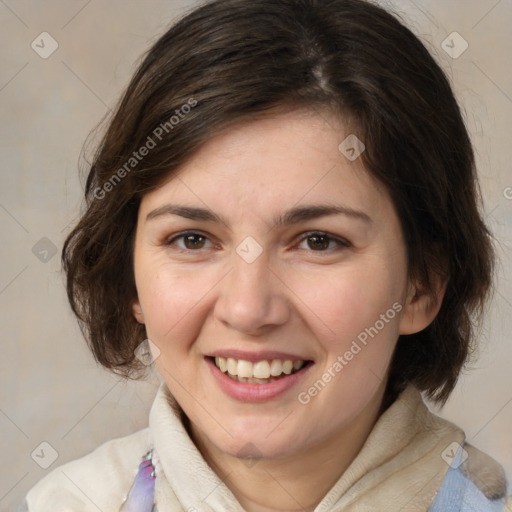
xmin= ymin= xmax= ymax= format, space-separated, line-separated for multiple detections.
xmin=62 ymin=0 xmax=495 ymax=404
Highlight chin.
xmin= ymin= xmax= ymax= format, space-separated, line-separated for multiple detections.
xmin=202 ymin=417 xmax=310 ymax=462
xmin=222 ymin=437 xmax=300 ymax=462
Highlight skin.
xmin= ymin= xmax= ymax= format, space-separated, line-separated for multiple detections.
xmin=131 ymin=108 xmax=445 ymax=511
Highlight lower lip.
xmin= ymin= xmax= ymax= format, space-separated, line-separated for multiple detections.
xmin=206 ymin=358 xmax=312 ymax=403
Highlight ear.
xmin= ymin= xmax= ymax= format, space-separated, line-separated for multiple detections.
xmin=399 ymin=272 xmax=447 ymax=335
xmin=131 ymin=298 xmax=145 ymax=324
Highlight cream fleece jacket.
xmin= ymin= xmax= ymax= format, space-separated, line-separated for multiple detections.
xmin=24 ymin=383 xmax=511 ymax=511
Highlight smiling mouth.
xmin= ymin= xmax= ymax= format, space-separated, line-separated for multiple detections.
xmin=210 ymin=356 xmax=312 ymax=384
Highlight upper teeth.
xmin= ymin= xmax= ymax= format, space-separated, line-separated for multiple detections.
xmin=215 ymin=357 xmax=305 ymax=379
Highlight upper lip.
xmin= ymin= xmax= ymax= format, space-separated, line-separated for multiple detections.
xmin=207 ymin=349 xmax=312 ymax=363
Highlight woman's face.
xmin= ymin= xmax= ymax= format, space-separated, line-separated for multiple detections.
xmin=132 ymin=109 xmax=417 ymax=461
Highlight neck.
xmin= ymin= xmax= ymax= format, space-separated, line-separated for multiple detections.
xmin=190 ymin=387 xmax=386 ymax=512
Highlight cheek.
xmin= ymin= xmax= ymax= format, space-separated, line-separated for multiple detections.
xmin=289 ymin=261 xmax=403 ymax=344
xmin=137 ymin=268 xmax=209 ymax=349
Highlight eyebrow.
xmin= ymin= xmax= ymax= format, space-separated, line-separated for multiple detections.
xmin=146 ymin=203 xmax=372 ymax=228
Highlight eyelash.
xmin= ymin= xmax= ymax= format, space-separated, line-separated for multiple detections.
xmin=162 ymin=230 xmax=351 ymax=254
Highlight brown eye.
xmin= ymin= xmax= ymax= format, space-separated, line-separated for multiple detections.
xmin=297 ymin=231 xmax=350 ymax=252
xmin=183 ymin=233 xmax=206 ymax=249
xmin=164 ymin=231 xmax=213 ymax=251
xmin=306 ymin=234 xmax=331 ymax=251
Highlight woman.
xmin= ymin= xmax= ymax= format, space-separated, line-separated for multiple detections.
xmin=23 ymin=0 xmax=511 ymax=510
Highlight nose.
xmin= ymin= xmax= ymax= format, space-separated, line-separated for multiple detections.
xmin=213 ymin=249 xmax=291 ymax=336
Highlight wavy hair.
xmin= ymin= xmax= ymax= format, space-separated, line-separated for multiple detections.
xmin=62 ymin=0 xmax=495 ymax=405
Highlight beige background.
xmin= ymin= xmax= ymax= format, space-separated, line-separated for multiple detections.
xmin=0 ymin=0 xmax=511 ymax=510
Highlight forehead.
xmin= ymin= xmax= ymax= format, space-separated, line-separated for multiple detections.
xmin=139 ymin=109 xmax=392 ymax=224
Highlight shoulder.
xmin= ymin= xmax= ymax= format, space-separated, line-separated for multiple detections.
xmin=24 ymin=427 xmax=151 ymax=512
xmin=430 ymin=442 xmax=511 ymax=512
xmin=460 ymin=443 xmax=508 ymax=501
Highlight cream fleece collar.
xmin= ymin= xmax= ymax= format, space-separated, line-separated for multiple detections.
xmin=148 ymin=383 xmax=505 ymax=512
